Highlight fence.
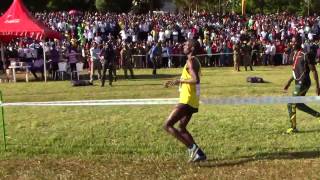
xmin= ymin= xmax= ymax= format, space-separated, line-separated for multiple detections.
xmin=130 ymin=52 xmax=292 ymax=69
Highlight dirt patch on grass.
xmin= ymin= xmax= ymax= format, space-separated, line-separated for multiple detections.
xmin=0 ymin=156 xmax=319 ymax=179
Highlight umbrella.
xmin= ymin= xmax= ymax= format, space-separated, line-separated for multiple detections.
xmin=69 ymin=10 xmax=78 ymax=15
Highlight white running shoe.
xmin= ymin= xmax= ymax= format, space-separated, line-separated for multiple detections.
xmin=192 ymin=153 xmax=207 ymax=162
xmin=188 ymin=145 xmax=199 ymax=162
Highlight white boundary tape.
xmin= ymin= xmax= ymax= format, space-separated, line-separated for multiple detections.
xmin=1 ymin=96 xmax=320 ymax=106
xmin=0 ymin=98 xmax=179 ymax=106
xmin=201 ymin=96 xmax=320 ymax=105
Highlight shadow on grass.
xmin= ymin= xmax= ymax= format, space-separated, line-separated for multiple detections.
xmin=271 ymin=129 xmax=320 ymax=135
xmin=24 ymin=73 xmax=180 ymax=83
xmin=199 ymin=150 xmax=320 ymax=167
xmin=123 ymin=74 xmax=180 ymax=80
xmin=297 ymin=129 xmax=320 ymax=134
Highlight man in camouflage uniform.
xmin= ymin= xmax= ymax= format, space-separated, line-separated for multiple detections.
xmin=241 ymin=41 xmax=253 ymax=71
xmin=233 ymin=42 xmax=241 ymax=71
xmin=120 ymin=43 xmax=135 ymax=79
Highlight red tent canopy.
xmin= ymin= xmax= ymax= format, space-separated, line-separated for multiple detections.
xmin=0 ymin=0 xmax=61 ymax=40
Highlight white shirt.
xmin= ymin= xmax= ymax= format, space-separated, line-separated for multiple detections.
xmin=142 ymin=23 xmax=149 ymax=32
xmin=164 ymin=29 xmax=171 ymax=39
xmin=132 ymin=34 xmax=137 ymax=42
xmin=120 ymin=30 xmax=127 ymax=41
xmin=265 ymin=44 xmax=271 ymax=55
xmin=187 ymin=31 xmax=193 ymax=40
xmin=261 ymin=31 xmax=267 ymax=39
xmin=162 ymin=47 xmax=169 ymax=57
xmin=147 ymin=34 xmax=153 ymax=43
xmin=159 ymin=31 xmax=165 ymax=42
xmin=87 ymin=30 xmax=94 ymax=40
xmin=94 ymin=36 xmax=102 ymax=45
xmin=90 ymin=47 xmax=100 ymax=61
xmin=308 ymin=32 xmax=314 ymax=40
xmin=270 ymin=44 xmax=276 ymax=56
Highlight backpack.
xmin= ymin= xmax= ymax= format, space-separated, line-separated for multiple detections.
xmin=72 ymin=80 xmax=93 ymax=86
xmin=247 ymin=76 xmax=264 ymax=83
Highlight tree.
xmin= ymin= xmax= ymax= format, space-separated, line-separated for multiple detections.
xmin=95 ymin=0 xmax=132 ymax=12
xmin=131 ymin=0 xmax=163 ymax=14
xmin=95 ymin=0 xmax=109 ymax=12
xmin=174 ymin=0 xmax=207 ymax=14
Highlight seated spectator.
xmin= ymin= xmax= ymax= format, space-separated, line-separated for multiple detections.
xmin=30 ymin=56 xmax=44 ymax=80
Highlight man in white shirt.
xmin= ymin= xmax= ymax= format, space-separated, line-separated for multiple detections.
xmin=120 ymin=29 xmax=128 ymax=42
xmin=263 ymin=41 xmax=271 ymax=65
xmin=270 ymin=42 xmax=276 ymax=65
xmin=159 ymin=29 xmax=165 ymax=42
xmin=165 ymin=28 xmax=172 ymax=41
xmin=90 ymin=42 xmax=102 ymax=82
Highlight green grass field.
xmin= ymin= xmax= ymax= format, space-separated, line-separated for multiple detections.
xmin=0 ymin=66 xmax=319 ymax=179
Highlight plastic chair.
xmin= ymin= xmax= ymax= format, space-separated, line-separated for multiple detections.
xmin=71 ymin=62 xmax=84 ymax=80
xmin=57 ymin=62 xmax=67 ymax=80
xmin=10 ymin=60 xmax=16 ymax=67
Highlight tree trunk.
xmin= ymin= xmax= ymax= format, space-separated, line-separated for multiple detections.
xmin=259 ymin=0 xmax=265 ymax=13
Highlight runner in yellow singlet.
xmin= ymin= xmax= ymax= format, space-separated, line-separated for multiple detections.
xmin=163 ymin=39 xmax=206 ymax=163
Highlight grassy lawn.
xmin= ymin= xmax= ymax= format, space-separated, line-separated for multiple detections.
xmin=0 ymin=66 xmax=319 ymax=179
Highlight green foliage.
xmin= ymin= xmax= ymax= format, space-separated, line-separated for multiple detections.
xmin=0 ymin=0 xmax=319 ymax=14
xmin=131 ymin=0 xmax=163 ymax=14
xmin=0 ymin=0 xmax=95 ymax=12
xmin=173 ymin=0 xmax=320 ymax=15
xmin=95 ymin=0 xmax=109 ymax=12
xmin=95 ymin=0 xmax=132 ymax=12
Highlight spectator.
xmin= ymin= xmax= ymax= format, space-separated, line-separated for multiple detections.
xmin=89 ymin=42 xmax=101 ymax=82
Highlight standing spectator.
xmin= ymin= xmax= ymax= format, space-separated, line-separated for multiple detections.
xmin=241 ymin=41 xmax=253 ymax=71
xmin=30 ymin=54 xmax=44 ymax=80
xmin=49 ymin=44 xmax=60 ymax=79
xmin=150 ymin=42 xmax=162 ymax=77
xmin=100 ymin=42 xmax=116 ymax=87
xmin=162 ymin=43 xmax=169 ymax=68
xmin=120 ymin=43 xmax=134 ymax=79
xmin=316 ymin=43 xmax=320 ymax=63
xmin=263 ymin=41 xmax=271 ymax=65
xmin=89 ymin=42 xmax=102 ymax=82
xmin=67 ymin=43 xmax=80 ymax=80
xmin=270 ymin=41 xmax=276 ymax=65
xmin=275 ymin=39 xmax=285 ymax=65
xmin=251 ymin=41 xmax=261 ymax=66
xmin=211 ymin=41 xmax=218 ymax=67
xmin=233 ymin=42 xmax=241 ymax=71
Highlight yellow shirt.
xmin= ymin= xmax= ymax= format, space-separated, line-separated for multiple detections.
xmin=179 ymin=62 xmax=200 ymax=109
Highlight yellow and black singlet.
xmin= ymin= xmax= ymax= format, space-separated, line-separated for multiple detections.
xmin=179 ymin=58 xmax=201 ymax=109
xmin=292 ymin=50 xmax=314 ymax=85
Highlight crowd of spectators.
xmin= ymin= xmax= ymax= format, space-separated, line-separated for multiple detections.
xmin=2 ymin=11 xmax=320 ymax=80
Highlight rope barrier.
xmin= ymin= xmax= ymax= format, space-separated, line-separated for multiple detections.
xmin=2 ymin=96 xmax=320 ymax=107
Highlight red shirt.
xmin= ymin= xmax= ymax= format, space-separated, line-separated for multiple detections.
xmin=211 ymin=44 xmax=217 ymax=53
xmin=276 ymin=44 xmax=285 ymax=53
